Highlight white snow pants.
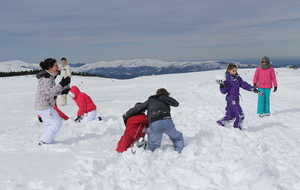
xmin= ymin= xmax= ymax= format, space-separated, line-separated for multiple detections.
xmin=81 ymin=110 xmax=98 ymax=123
xmin=36 ymin=108 xmax=63 ymax=144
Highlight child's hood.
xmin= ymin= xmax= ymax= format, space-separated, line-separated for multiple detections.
xmin=69 ymin=86 xmax=81 ymax=97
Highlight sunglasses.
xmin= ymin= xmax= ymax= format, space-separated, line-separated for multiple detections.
xmin=261 ymin=61 xmax=269 ymax=63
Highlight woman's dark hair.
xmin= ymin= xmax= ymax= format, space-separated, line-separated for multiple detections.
xmin=61 ymin=57 xmax=67 ymax=61
xmin=39 ymin=58 xmax=57 ymax=70
xmin=226 ymin=63 xmax=237 ymax=72
xmin=156 ymin=88 xmax=170 ymax=96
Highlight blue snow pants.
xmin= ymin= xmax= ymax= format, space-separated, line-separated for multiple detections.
xmin=146 ymin=119 xmax=184 ymax=153
xmin=257 ymin=88 xmax=271 ymax=114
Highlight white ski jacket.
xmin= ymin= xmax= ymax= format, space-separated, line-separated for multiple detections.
xmin=60 ymin=64 xmax=71 ymax=79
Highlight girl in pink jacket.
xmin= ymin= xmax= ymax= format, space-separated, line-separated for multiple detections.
xmin=253 ymin=56 xmax=278 ymax=117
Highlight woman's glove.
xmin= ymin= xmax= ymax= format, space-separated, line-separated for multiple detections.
xmin=273 ymin=86 xmax=277 ymax=92
xmin=59 ymin=76 xmax=71 ymax=87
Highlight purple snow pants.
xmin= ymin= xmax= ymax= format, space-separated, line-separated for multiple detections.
xmin=217 ymin=95 xmax=244 ymax=130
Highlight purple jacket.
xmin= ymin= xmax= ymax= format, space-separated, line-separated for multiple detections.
xmin=220 ymin=73 xmax=254 ymax=100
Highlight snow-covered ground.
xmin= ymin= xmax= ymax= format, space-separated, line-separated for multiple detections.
xmin=0 ymin=68 xmax=299 ymax=190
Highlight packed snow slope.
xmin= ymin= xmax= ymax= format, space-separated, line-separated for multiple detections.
xmin=0 ymin=68 xmax=299 ymax=190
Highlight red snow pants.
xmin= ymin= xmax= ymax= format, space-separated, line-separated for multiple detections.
xmin=116 ymin=114 xmax=148 ymax=153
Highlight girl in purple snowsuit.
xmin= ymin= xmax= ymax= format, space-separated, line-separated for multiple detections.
xmin=216 ymin=63 xmax=262 ymax=130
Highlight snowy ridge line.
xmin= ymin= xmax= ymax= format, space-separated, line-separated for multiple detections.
xmin=0 ymin=59 xmax=257 ymax=79
xmin=0 ymin=59 xmax=255 ymax=71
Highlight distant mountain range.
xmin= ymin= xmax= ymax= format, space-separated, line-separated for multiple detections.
xmin=0 ymin=59 xmax=258 ymax=79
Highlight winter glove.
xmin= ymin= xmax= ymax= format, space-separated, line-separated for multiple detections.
xmin=59 ymin=76 xmax=71 ymax=87
xmin=215 ymin=79 xmax=225 ymax=88
xmin=122 ymin=114 xmax=128 ymax=125
xmin=253 ymin=83 xmax=257 ymax=88
xmin=273 ymin=86 xmax=277 ymax=92
xmin=253 ymin=88 xmax=263 ymax=96
xmin=61 ymin=88 xmax=70 ymax=95
xmin=74 ymin=116 xmax=83 ymax=123
xmin=38 ymin=117 xmax=43 ymax=122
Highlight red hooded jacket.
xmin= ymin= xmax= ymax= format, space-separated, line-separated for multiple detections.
xmin=69 ymin=86 xmax=97 ymax=116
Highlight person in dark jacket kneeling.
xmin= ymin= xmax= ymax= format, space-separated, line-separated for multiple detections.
xmin=124 ymin=88 xmax=184 ymax=153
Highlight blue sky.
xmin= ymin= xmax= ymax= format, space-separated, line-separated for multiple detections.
xmin=1 ymin=0 xmax=300 ymax=64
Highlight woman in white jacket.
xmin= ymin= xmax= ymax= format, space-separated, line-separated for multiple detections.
xmin=35 ymin=58 xmax=70 ymax=145
xmin=60 ymin=57 xmax=71 ymax=106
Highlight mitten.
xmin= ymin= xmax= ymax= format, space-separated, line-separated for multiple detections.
xmin=74 ymin=116 xmax=83 ymax=123
xmin=59 ymin=76 xmax=71 ymax=87
xmin=38 ymin=116 xmax=43 ymax=122
xmin=253 ymin=83 xmax=257 ymax=88
xmin=215 ymin=79 xmax=225 ymax=88
xmin=61 ymin=88 xmax=70 ymax=95
xmin=122 ymin=114 xmax=128 ymax=125
xmin=253 ymin=88 xmax=263 ymax=96
xmin=273 ymin=86 xmax=277 ymax=92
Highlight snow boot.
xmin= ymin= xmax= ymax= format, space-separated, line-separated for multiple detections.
xmin=38 ymin=141 xmax=46 ymax=145
xmin=131 ymin=137 xmax=147 ymax=154
xmin=216 ymin=120 xmax=226 ymax=127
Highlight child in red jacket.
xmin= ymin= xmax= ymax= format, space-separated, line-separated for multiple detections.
xmin=69 ymin=86 xmax=101 ymax=123
xmin=116 ymin=103 xmax=149 ymax=153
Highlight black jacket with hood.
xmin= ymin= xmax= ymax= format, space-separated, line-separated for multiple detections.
xmin=125 ymin=95 xmax=179 ymax=124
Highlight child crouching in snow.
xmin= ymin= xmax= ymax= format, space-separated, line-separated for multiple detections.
xmin=216 ymin=63 xmax=263 ymax=130
xmin=68 ymin=86 xmax=102 ymax=123
xmin=116 ymin=103 xmax=149 ymax=153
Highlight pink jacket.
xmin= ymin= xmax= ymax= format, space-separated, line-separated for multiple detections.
xmin=253 ymin=67 xmax=277 ymax=88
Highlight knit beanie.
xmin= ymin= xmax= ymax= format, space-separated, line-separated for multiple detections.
xmin=260 ymin=56 xmax=271 ymax=70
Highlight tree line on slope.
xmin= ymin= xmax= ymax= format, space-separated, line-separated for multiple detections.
xmin=0 ymin=70 xmax=106 ymax=78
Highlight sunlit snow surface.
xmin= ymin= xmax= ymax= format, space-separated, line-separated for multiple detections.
xmin=0 ymin=68 xmax=299 ymax=189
